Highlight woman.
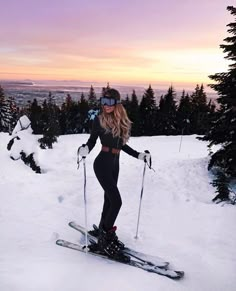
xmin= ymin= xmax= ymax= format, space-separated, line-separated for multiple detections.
xmin=77 ymin=88 xmax=151 ymax=259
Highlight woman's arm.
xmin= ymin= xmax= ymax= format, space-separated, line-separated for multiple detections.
xmin=86 ymin=116 xmax=100 ymax=152
xmin=121 ymin=143 xmax=139 ymax=158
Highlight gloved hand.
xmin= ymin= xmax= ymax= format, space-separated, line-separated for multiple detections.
xmin=77 ymin=144 xmax=89 ymax=161
xmin=138 ymin=151 xmax=151 ymax=165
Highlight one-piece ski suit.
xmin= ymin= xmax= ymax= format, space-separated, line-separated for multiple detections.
xmin=86 ymin=115 xmax=139 ymax=231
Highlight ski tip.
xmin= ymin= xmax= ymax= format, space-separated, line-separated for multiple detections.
xmin=68 ymin=221 xmax=75 ymax=226
xmin=56 ymin=239 xmax=63 ymax=246
xmin=173 ymin=271 xmax=185 ymax=280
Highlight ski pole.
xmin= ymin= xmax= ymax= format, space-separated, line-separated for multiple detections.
xmin=179 ymin=128 xmax=184 ymax=152
xmin=135 ymin=150 xmax=149 ymax=239
xmin=82 ymin=157 xmax=88 ymax=252
xmin=179 ymin=119 xmax=190 ymax=152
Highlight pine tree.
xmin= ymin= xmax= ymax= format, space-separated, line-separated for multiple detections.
xmin=30 ymin=99 xmax=43 ymax=134
xmin=200 ymin=6 xmax=236 ymax=203
xmin=1 ymin=99 xmax=12 ymax=133
xmin=139 ymin=85 xmax=156 ymax=135
xmin=190 ymin=84 xmax=210 ymax=134
xmin=78 ymin=92 xmax=89 ymax=133
xmin=38 ymin=92 xmax=60 ymax=149
xmin=191 ymin=84 xmax=207 ymax=108
xmin=129 ymin=90 xmax=140 ymax=136
xmin=60 ymin=94 xmax=81 ymax=134
xmin=0 ymin=86 xmax=7 ymax=132
xmin=177 ymin=91 xmax=192 ymax=135
xmin=0 ymin=86 xmax=18 ymax=133
xmin=158 ymin=86 xmax=177 ymax=135
xmin=8 ymin=96 xmax=18 ymax=133
xmin=122 ymin=94 xmax=131 ymax=108
xmin=88 ymin=85 xmax=98 ymax=109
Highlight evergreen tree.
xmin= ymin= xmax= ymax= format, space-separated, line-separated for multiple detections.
xmin=1 ymin=99 xmax=12 ymax=133
xmin=0 ymin=86 xmax=7 ymax=132
xmin=121 ymin=93 xmax=140 ymax=136
xmin=59 ymin=102 xmax=67 ymax=135
xmin=60 ymin=94 xmax=81 ymax=134
xmin=39 ymin=92 xmax=60 ymax=149
xmin=200 ymin=6 xmax=236 ymax=203
xmin=0 ymin=85 xmax=4 ymax=101
xmin=8 ymin=96 xmax=18 ymax=133
xmin=122 ymin=94 xmax=132 ymax=116
xmin=139 ymin=85 xmax=156 ymax=135
xmin=78 ymin=92 xmax=89 ymax=133
xmin=129 ymin=90 xmax=140 ymax=136
xmin=88 ymin=85 xmax=98 ymax=109
xmin=30 ymin=99 xmax=43 ymax=134
xmin=189 ymin=84 xmax=210 ymax=134
xmin=177 ymin=91 xmax=192 ymax=135
xmin=158 ymin=86 xmax=177 ymax=135
xmin=0 ymin=86 xmax=18 ymax=133
xmin=191 ymin=84 xmax=207 ymax=108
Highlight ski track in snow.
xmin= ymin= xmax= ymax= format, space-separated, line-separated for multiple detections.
xmin=0 ymin=133 xmax=236 ymax=291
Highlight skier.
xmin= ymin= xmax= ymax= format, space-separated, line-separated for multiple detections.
xmin=7 ymin=115 xmax=41 ymax=173
xmin=77 ymin=88 xmax=151 ymax=258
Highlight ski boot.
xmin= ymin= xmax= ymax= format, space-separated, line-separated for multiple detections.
xmin=89 ymin=224 xmax=125 ymax=250
xmin=97 ymin=227 xmax=129 ymax=262
xmin=88 ymin=225 xmax=100 ymax=237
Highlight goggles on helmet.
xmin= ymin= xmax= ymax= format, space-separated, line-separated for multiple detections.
xmin=100 ymin=97 xmax=121 ymax=106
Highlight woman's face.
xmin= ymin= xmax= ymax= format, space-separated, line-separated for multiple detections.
xmin=103 ymin=105 xmax=115 ymax=114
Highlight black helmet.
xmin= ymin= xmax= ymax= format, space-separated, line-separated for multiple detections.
xmin=103 ymin=88 xmax=121 ymax=101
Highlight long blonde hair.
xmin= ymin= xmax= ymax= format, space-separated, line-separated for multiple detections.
xmin=99 ymin=104 xmax=132 ymax=144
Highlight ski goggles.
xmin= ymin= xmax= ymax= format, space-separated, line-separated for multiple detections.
xmin=100 ymin=97 xmax=121 ymax=106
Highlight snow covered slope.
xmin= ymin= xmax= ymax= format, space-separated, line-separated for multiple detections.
xmin=0 ymin=133 xmax=236 ymax=291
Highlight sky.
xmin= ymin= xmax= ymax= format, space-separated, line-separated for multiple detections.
xmin=0 ymin=0 xmax=233 ymax=88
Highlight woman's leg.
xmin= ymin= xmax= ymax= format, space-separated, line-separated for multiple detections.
xmin=99 ymin=163 xmax=119 ymax=229
xmin=94 ymin=153 xmax=121 ymax=231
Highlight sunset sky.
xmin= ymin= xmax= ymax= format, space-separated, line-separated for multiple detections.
xmin=0 ymin=0 xmax=233 ymax=87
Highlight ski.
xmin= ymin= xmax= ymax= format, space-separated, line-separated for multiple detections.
xmin=69 ymin=221 xmax=169 ymax=268
xmin=56 ymin=239 xmax=184 ymax=279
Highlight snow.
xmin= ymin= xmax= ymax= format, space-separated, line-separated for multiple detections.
xmin=8 ymin=115 xmax=39 ymax=161
xmin=0 ymin=132 xmax=236 ymax=291
xmin=12 ymin=115 xmax=31 ymax=136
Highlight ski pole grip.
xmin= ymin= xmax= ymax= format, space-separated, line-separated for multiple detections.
xmin=144 ymin=150 xmax=151 ymax=168
xmin=82 ymin=144 xmax=86 ymax=159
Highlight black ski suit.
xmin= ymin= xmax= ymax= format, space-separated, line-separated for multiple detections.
xmin=86 ymin=116 xmax=139 ymax=231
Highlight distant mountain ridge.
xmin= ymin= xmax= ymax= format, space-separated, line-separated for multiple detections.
xmin=1 ymin=79 xmax=218 ymax=107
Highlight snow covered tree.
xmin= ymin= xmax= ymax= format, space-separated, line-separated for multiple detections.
xmin=200 ymin=6 xmax=236 ymax=203
xmin=0 ymin=86 xmax=6 ymax=131
xmin=7 ymin=115 xmax=41 ymax=173
xmin=0 ymin=86 xmax=18 ymax=133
